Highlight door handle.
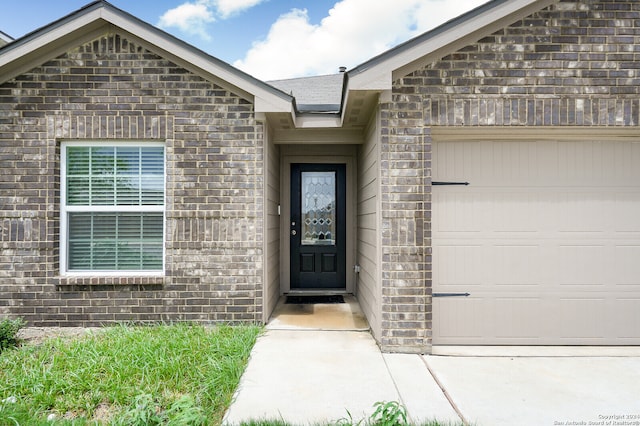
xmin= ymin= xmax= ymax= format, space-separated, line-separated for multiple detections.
xmin=291 ymin=230 xmax=297 ymax=236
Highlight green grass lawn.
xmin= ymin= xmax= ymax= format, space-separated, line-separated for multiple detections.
xmin=0 ymin=324 xmax=465 ymax=426
xmin=0 ymin=323 xmax=261 ymax=425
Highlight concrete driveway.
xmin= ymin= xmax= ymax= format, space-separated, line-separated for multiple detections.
xmin=424 ymin=355 xmax=640 ymax=426
xmin=223 ymin=330 xmax=640 ymax=425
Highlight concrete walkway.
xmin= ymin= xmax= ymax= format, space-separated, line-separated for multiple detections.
xmin=223 ymin=329 xmax=640 ymax=426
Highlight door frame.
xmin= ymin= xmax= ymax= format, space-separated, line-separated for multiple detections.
xmin=280 ymin=146 xmax=357 ymax=294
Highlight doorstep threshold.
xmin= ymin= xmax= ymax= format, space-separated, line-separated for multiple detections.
xmin=286 ymin=290 xmax=350 ymax=296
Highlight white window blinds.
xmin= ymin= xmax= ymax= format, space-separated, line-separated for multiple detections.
xmin=62 ymin=144 xmax=165 ymax=273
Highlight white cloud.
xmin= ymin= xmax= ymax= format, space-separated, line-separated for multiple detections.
xmin=158 ymin=0 xmax=265 ymax=40
xmin=234 ymin=0 xmax=488 ymax=80
xmin=412 ymin=0 xmax=491 ymax=37
xmin=158 ymin=1 xmax=215 ymax=40
xmin=213 ymin=0 xmax=266 ymax=19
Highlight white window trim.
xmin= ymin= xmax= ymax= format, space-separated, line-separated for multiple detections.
xmin=60 ymin=140 xmax=166 ymax=276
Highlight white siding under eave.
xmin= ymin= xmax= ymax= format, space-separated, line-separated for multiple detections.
xmin=357 ymin=106 xmax=381 ymax=340
xmin=264 ymin=126 xmax=281 ymax=321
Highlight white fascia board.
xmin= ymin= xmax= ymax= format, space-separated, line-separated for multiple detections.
xmin=0 ymin=32 xmax=13 ymax=45
xmin=255 ymin=93 xmax=295 ymax=114
xmin=348 ymin=0 xmax=556 ymax=91
xmin=274 ymin=128 xmax=362 ymax=144
xmin=294 ymin=114 xmax=342 ymax=129
xmin=348 ymin=67 xmax=392 ymax=92
xmin=0 ymin=9 xmax=104 ymax=69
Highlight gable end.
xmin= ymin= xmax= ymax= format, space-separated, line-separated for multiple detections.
xmin=399 ymin=0 xmax=640 ymax=127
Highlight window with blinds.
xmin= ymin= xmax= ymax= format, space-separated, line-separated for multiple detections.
xmin=61 ymin=143 xmax=165 ymax=273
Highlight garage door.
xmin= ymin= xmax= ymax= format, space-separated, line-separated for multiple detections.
xmin=432 ymin=138 xmax=640 ymax=345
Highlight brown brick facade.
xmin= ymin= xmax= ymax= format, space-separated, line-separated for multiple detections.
xmin=381 ymin=0 xmax=640 ymax=352
xmin=378 ymin=102 xmax=430 ymax=353
xmin=3 ymin=0 xmax=640 ymax=353
xmin=0 ymin=33 xmax=264 ymax=326
xmin=415 ymin=0 xmax=640 ymax=128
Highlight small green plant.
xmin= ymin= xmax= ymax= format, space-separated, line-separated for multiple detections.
xmin=0 ymin=318 xmax=26 ymax=353
xmin=163 ymin=395 xmax=207 ymax=426
xmin=113 ymin=393 xmax=164 ymax=426
xmin=335 ymin=408 xmax=364 ymax=426
xmin=239 ymin=419 xmax=291 ymax=426
xmin=0 ymin=399 xmax=35 ymax=426
xmin=369 ymin=401 xmax=408 ymax=426
xmin=113 ymin=393 xmax=206 ymax=425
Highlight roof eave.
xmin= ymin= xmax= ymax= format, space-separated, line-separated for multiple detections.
xmin=347 ymin=0 xmax=558 ymax=91
xmin=0 ymin=0 xmax=294 ymax=114
xmin=0 ymin=31 xmax=14 ymax=46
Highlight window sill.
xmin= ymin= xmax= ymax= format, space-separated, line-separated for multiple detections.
xmin=56 ymin=275 xmax=166 ymax=291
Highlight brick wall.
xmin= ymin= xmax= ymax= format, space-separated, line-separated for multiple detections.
xmin=378 ymin=100 xmax=430 ymax=353
xmin=382 ymin=0 xmax=640 ymax=351
xmin=0 ymin=33 xmax=264 ymax=326
xmin=415 ymin=0 xmax=640 ymax=127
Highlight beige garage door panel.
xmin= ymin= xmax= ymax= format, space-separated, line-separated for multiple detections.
xmin=433 ymin=139 xmax=640 ymax=345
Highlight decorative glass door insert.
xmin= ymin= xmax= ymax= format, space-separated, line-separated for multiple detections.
xmin=301 ymin=171 xmax=336 ymax=246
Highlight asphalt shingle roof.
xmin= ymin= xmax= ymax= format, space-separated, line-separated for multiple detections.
xmin=268 ymin=73 xmax=345 ymax=113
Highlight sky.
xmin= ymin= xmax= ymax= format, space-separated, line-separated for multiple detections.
xmin=1 ymin=0 xmax=489 ymax=81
